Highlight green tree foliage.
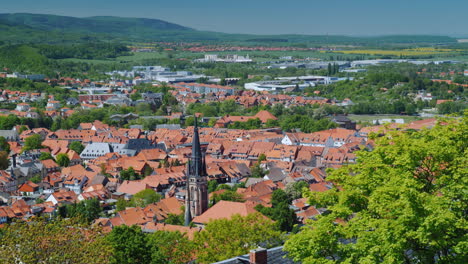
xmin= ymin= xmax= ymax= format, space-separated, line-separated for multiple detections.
xmin=29 ymin=174 xmax=42 ymax=183
xmin=255 ymin=189 xmax=298 ymax=232
xmin=284 ymin=115 xmax=468 ymax=263
xmin=265 ymin=118 xmax=280 ymax=128
xmin=164 ymin=213 xmax=185 ymax=226
xmin=437 ymin=101 xmax=466 ymax=115
xmin=228 ymin=118 xmax=262 ymax=130
xmin=132 ymin=189 xmax=162 ymax=207
xmin=0 ymin=218 xmax=112 ymax=264
xmin=212 ymin=189 xmax=245 ymax=204
xmin=39 ymin=152 xmax=54 ymax=161
xmin=208 ymin=117 xmax=217 ymax=127
xmin=115 ymin=198 xmax=134 ymax=212
xmin=207 ymin=180 xmax=219 ymax=193
xmin=258 ymin=153 xmax=267 ymax=162
xmin=115 ymin=190 xmax=162 ymax=210
xmin=120 ymin=166 xmax=141 ymax=180
xmin=147 ymin=231 xmax=196 ymax=264
xmin=59 ymin=198 xmax=102 ymax=224
xmin=194 ymin=213 xmax=283 ymax=263
xmin=284 ymin=181 xmax=309 ymax=200
xmin=280 ymin=115 xmax=337 ymax=133
xmin=250 ymin=162 xmax=268 ymax=178
xmin=106 ymin=225 xmax=153 ymax=264
xmin=22 ymin=134 xmax=43 ymax=151
xmin=37 ymin=43 xmax=130 ymax=60
xmin=0 ymin=151 xmax=9 ymax=170
xmin=56 ymin=153 xmax=70 ymax=167
xmin=0 ymin=136 xmax=10 ymax=152
xmin=69 ymin=141 xmax=85 ymax=154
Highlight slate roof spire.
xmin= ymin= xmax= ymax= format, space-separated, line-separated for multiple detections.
xmin=190 ymin=115 xmax=203 ymax=177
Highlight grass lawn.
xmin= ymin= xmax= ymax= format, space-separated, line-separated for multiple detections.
xmin=348 ymin=114 xmax=422 ymax=124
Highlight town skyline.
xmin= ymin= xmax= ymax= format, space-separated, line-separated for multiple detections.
xmin=2 ymin=0 xmax=468 ymax=36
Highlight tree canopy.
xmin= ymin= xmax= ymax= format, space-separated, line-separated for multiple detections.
xmin=0 ymin=218 xmax=112 ymax=264
xmin=22 ymin=134 xmax=43 ymax=151
xmin=56 ymin=153 xmax=70 ymax=167
xmin=194 ymin=213 xmax=283 ymax=263
xmin=0 ymin=136 xmax=10 ymax=153
xmin=284 ymin=115 xmax=468 ymax=263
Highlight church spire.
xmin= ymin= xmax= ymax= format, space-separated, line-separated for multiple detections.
xmin=190 ymin=115 xmax=203 ymax=177
xmin=185 ymin=114 xmax=209 ymax=218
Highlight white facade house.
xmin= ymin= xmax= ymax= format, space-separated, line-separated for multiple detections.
xmin=46 ymin=100 xmax=61 ymax=110
xmin=15 ymin=103 xmax=30 ymax=112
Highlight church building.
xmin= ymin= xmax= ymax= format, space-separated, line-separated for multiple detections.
xmin=184 ymin=117 xmax=209 ymax=226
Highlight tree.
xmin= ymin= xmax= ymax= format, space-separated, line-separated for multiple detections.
xmin=120 ymin=167 xmax=140 ymax=180
xmin=284 ymin=181 xmax=309 ymax=200
xmin=258 ymin=153 xmax=267 ymax=162
xmin=69 ymin=141 xmax=85 ymax=154
xmin=22 ymin=134 xmax=43 ymax=151
xmin=284 ymin=116 xmax=468 ymax=263
xmin=255 ymin=189 xmax=298 ymax=232
xmin=147 ymin=231 xmax=196 ymax=264
xmin=208 ymin=117 xmax=217 ymax=127
xmin=250 ymin=162 xmax=268 ymax=178
xmin=0 ymin=151 xmax=9 ymax=170
xmin=271 ymin=189 xmax=292 ymax=207
xmin=30 ymin=174 xmax=42 ymax=183
xmin=212 ymin=190 xmax=245 ymax=204
xmin=115 ymin=198 xmax=134 ymax=212
xmin=220 ymin=99 xmax=239 ymax=114
xmin=60 ymin=199 xmax=102 ymax=223
xmin=0 ymin=136 xmax=10 ymax=153
xmin=106 ymin=225 xmax=152 ymax=264
xmin=0 ymin=218 xmax=112 ymax=264
xmin=265 ymin=118 xmax=280 ymax=127
xmin=56 ymin=153 xmax=70 ymax=167
xmin=164 ymin=213 xmax=185 ymax=226
xmin=39 ymin=152 xmax=54 ymax=161
xmin=207 ymin=180 xmax=219 ymax=193
xmin=194 ymin=213 xmax=283 ymax=263
xmin=132 ymin=189 xmax=162 ymax=207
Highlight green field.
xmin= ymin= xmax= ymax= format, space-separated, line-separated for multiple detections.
xmin=348 ymin=114 xmax=422 ymax=124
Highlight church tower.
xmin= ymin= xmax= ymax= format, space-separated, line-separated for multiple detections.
xmin=184 ymin=117 xmax=208 ymax=226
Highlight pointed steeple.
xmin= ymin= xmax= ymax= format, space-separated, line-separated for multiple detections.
xmin=190 ymin=115 xmax=203 ymax=177
xmin=185 ymin=114 xmax=209 ymax=218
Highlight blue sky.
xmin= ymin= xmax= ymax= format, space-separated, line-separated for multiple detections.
xmin=2 ymin=0 xmax=467 ymax=36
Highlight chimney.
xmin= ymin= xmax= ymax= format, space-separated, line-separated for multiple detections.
xmin=249 ymin=248 xmax=267 ymax=264
xmin=12 ymin=154 xmax=17 ymax=168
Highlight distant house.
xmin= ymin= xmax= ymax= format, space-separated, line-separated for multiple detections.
xmin=18 ymin=181 xmax=39 ymax=196
xmin=80 ymin=143 xmax=114 ymax=160
xmin=0 ymin=130 xmax=19 ymax=142
xmin=215 ymin=110 xmax=277 ymax=128
xmin=105 ymin=95 xmax=132 ymax=106
xmin=41 ymin=159 xmax=60 ymax=174
xmin=15 ymin=103 xmax=30 ymax=112
xmin=46 ymin=190 xmax=78 ymax=205
xmin=64 ymin=175 xmax=89 ymax=194
xmin=66 ymin=97 xmax=79 ymax=106
xmin=330 ymin=115 xmax=356 ymax=130
xmin=46 ymin=100 xmax=61 ymax=110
